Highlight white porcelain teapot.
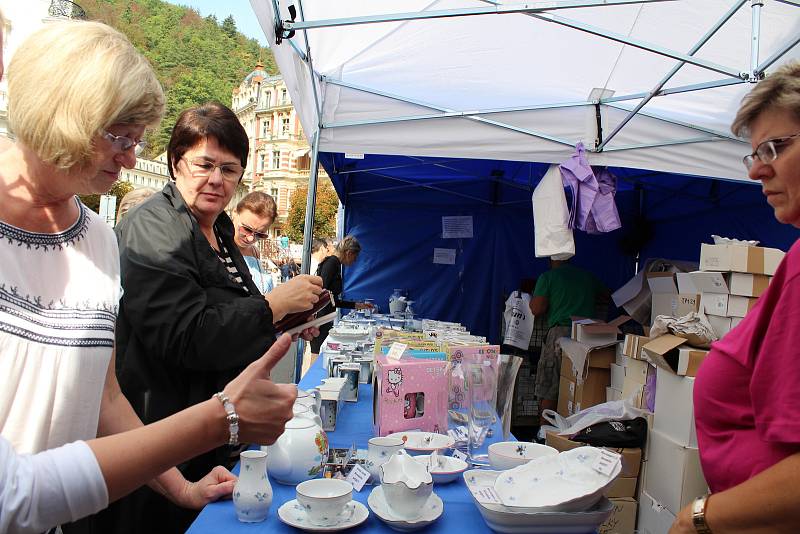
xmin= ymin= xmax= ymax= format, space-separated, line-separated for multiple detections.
xmin=295 ymin=388 xmax=322 ymax=417
xmin=264 ymin=410 xmax=329 ymax=485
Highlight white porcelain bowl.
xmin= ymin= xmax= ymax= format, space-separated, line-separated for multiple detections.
xmin=379 ymin=452 xmax=433 ymax=520
xmin=295 ymin=478 xmax=353 ymax=527
xmin=492 ymin=447 xmax=622 ymax=513
xmin=463 ymin=469 xmax=614 ymax=533
xmin=488 ymin=441 xmax=558 ymax=470
xmin=386 ymin=432 xmax=455 ymax=456
xmin=413 ymin=454 xmax=469 ymax=484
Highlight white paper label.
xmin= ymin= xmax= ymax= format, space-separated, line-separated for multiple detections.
xmin=386 ymin=342 xmax=407 ymax=362
xmin=442 ymin=216 xmax=473 ymax=239
xmin=344 ymin=152 xmax=365 ymax=159
xmin=592 ymin=449 xmax=621 ymax=477
xmin=469 ymin=485 xmax=501 ymax=504
xmin=452 ymin=449 xmax=468 ymax=462
xmin=433 ymin=248 xmax=456 ymax=264
xmin=345 ymin=463 xmax=371 ymax=492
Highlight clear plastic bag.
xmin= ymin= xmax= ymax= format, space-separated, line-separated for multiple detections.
xmin=540 ymin=398 xmax=647 ymax=437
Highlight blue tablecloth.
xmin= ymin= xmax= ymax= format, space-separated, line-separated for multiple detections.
xmin=187 ymin=357 xmax=509 ymax=533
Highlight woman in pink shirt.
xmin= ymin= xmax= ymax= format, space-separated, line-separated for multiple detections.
xmin=670 ymin=62 xmax=800 ymax=533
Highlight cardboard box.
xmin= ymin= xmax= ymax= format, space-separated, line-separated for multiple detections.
xmin=731 ymin=316 xmax=743 ymax=329
xmin=727 ymin=272 xmax=771 ymax=297
xmin=546 ymin=431 xmax=642 ymax=478
xmin=638 ymin=491 xmax=677 ymax=534
xmin=607 ymin=476 xmax=638 ymax=499
xmin=372 ymin=354 xmax=449 ymax=436
xmin=700 ymin=292 xmax=729 ymax=316
xmin=557 ymin=366 xmax=610 ymax=416
xmin=641 ymin=335 xmax=698 ymax=377
xmin=572 ymin=316 xmax=631 ymax=345
xmin=621 ymin=356 xmax=652 ymax=385
xmin=599 ymin=498 xmax=637 ymax=534
xmin=610 ymin=363 xmax=625 ymax=390
xmin=622 ymin=377 xmax=646 ymax=409
xmin=706 ymin=314 xmax=733 ymax=339
xmin=607 ymin=386 xmax=623 ymax=402
xmin=653 ymin=368 xmax=697 ymax=447
xmin=560 ymin=341 xmax=617 ymax=381
xmin=623 ymin=334 xmax=650 ymax=360
xmin=644 ymin=428 xmax=708 ymax=515
xmin=700 ymin=243 xmax=785 ymax=276
xmin=647 ymin=273 xmax=700 ymax=324
xmin=726 ymin=295 xmax=759 ymax=318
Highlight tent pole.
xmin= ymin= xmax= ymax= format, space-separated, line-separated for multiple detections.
xmin=756 ymin=33 xmax=800 ymax=75
xmin=595 ymin=0 xmax=747 ymax=151
xmin=750 ymin=0 xmax=764 ymax=77
xmin=296 ymin=0 xmax=323 ymax=124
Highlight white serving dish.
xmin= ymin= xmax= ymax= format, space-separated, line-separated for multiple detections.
xmin=463 ymin=469 xmax=614 ymax=533
xmin=379 ymin=451 xmax=433 ymax=520
xmin=493 ymin=447 xmax=622 ymax=513
xmin=488 ymin=442 xmax=559 ymax=470
xmin=386 ymin=431 xmax=455 ymax=456
xmin=413 ymin=454 xmax=469 ymax=484
xmin=368 ymin=485 xmax=443 ymax=532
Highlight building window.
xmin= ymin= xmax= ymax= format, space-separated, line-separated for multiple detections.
xmin=272 ymin=150 xmax=281 ymax=169
xmin=264 ymin=91 xmax=272 ymax=107
xmin=282 ymin=117 xmax=290 ymax=136
xmin=262 ymin=119 xmax=271 ymax=138
xmin=270 ymin=187 xmax=279 ymax=199
xmin=259 ymin=154 xmax=266 ymax=171
xmin=281 ymin=88 xmax=288 ymax=104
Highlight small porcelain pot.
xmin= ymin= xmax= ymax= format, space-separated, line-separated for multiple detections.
xmin=366 ymin=437 xmax=405 ymax=483
xmin=296 ymin=478 xmax=353 ymax=527
xmin=233 ymin=450 xmax=272 ymax=523
xmin=265 ymin=412 xmax=328 ymax=485
xmin=379 ymin=450 xmax=433 ymax=520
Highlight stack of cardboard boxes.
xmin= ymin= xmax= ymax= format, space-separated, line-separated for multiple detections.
xmin=692 ymin=243 xmax=784 ymax=338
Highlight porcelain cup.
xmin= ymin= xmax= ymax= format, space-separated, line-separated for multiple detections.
xmin=296 ymin=478 xmax=353 ymax=527
xmin=366 ymin=436 xmax=404 ymax=483
xmin=380 ymin=451 xmax=433 ymax=520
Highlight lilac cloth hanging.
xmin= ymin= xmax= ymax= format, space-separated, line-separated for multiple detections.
xmin=559 ymin=142 xmax=622 ymax=234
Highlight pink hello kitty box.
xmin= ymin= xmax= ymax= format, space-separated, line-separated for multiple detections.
xmin=373 ymin=354 xmax=450 ymax=436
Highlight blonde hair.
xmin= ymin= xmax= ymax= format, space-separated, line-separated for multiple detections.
xmin=336 ymin=235 xmax=361 ymax=256
xmin=732 ymin=61 xmax=800 ymax=137
xmin=117 ymin=187 xmax=158 ymax=220
xmin=8 ymin=20 xmax=165 ymax=170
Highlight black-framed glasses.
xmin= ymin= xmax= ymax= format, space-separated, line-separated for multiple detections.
xmin=102 ymin=130 xmax=147 ymax=156
xmin=743 ymin=132 xmax=800 ymax=170
xmin=183 ymin=157 xmax=244 ymax=183
xmin=239 ymin=223 xmax=269 ymax=240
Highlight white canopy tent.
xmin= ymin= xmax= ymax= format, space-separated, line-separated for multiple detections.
xmin=250 ymin=0 xmax=799 ymax=377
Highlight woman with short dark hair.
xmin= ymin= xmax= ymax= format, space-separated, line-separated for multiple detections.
xmin=112 ymin=101 xmax=323 ymax=531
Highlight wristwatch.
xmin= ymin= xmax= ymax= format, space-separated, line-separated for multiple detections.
xmin=691 ymin=494 xmax=712 ymax=534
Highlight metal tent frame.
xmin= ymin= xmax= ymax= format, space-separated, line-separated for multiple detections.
xmin=265 ymin=0 xmax=800 ymax=380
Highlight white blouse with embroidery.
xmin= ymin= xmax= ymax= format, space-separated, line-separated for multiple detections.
xmin=0 ymin=200 xmax=120 ymax=454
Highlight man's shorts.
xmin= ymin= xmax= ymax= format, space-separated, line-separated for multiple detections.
xmin=534 ymin=325 xmax=571 ymax=401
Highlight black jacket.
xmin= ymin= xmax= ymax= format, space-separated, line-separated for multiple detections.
xmin=317 ymin=255 xmax=358 ymax=312
xmin=115 ymin=182 xmax=276 ymax=455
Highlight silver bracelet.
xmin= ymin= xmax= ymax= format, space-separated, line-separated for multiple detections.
xmin=213 ymin=392 xmax=240 ymax=446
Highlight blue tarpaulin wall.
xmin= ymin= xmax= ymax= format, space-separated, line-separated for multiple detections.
xmin=319 ymin=153 xmax=799 ymax=343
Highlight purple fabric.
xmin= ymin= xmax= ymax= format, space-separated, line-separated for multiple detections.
xmin=559 ymin=142 xmax=622 ymax=234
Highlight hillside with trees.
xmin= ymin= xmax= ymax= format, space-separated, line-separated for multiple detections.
xmin=81 ymin=0 xmax=274 ymax=157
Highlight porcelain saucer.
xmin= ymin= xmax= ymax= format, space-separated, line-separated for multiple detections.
xmin=277 ymin=499 xmax=369 ymax=532
xmin=367 ymin=485 xmax=443 ymax=532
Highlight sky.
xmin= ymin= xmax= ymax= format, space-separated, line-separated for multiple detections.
xmin=165 ymin=0 xmax=268 ymax=46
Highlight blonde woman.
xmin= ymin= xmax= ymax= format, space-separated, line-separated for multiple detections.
xmin=0 ymin=20 xmax=296 ymax=532
xmin=231 ymin=191 xmax=277 ymax=293
xmin=116 ymin=187 xmax=157 ymax=220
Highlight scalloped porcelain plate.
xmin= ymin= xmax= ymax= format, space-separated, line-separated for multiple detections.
xmin=367 ymin=485 xmax=443 ymax=532
xmin=386 ymin=432 xmax=455 ymax=455
xmin=463 ymin=470 xmax=614 ymax=533
xmin=493 ymin=447 xmax=622 ymax=513
xmin=277 ymin=499 xmax=368 ymax=532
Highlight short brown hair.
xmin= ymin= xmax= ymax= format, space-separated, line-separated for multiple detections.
xmin=167 ymin=101 xmax=248 ymax=180
xmin=336 ymin=235 xmax=361 ymax=256
xmin=236 ymin=191 xmax=277 ymax=220
xmin=732 ymin=61 xmax=800 ymax=137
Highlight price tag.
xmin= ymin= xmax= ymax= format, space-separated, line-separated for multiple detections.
xmin=469 ymin=485 xmax=501 ymax=504
xmin=592 ymin=449 xmax=621 ymax=477
xmin=345 ymin=464 xmax=371 ymax=492
xmin=452 ymin=449 xmax=468 ymax=462
xmin=386 ymin=342 xmax=407 ymax=362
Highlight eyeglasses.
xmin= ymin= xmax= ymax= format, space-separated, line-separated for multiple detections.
xmin=102 ymin=130 xmax=147 ymax=156
xmin=239 ymin=223 xmax=269 ymax=241
xmin=743 ymin=132 xmax=800 ymax=170
xmin=183 ymin=157 xmax=244 ymax=183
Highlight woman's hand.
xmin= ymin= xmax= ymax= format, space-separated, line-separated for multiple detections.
xmin=171 ymin=466 xmax=236 ymax=509
xmin=355 ymin=302 xmax=375 ymax=310
xmin=265 ymin=274 xmax=323 ymax=322
xmin=222 ymin=334 xmax=298 ymax=445
xmin=668 ymin=504 xmax=696 ymax=534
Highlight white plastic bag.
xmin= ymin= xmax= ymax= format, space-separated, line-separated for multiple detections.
xmin=502 ymin=291 xmax=534 ymax=350
xmin=541 ymin=398 xmax=647 ymax=436
xmin=532 ymin=164 xmax=574 ymax=260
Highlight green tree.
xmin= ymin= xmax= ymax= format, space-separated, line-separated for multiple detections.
xmin=285 ymin=179 xmax=339 ymax=242
xmin=221 ymin=15 xmax=237 ymax=38
xmin=79 ymin=181 xmax=135 ymax=214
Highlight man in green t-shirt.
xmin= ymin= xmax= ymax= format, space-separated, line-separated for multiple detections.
xmin=530 ymin=258 xmax=609 ymax=424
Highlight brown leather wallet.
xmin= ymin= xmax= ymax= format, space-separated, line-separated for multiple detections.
xmin=273 ymin=289 xmax=333 ymax=333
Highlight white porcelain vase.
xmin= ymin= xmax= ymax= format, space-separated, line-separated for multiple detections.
xmin=265 ymin=413 xmax=329 ymax=485
xmin=233 ymin=450 xmax=272 ymax=523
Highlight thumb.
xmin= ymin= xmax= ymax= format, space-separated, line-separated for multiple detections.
xmin=251 ymin=333 xmax=293 ymax=376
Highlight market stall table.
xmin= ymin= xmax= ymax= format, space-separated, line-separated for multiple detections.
xmin=187 ymin=356 xmax=510 ymax=533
